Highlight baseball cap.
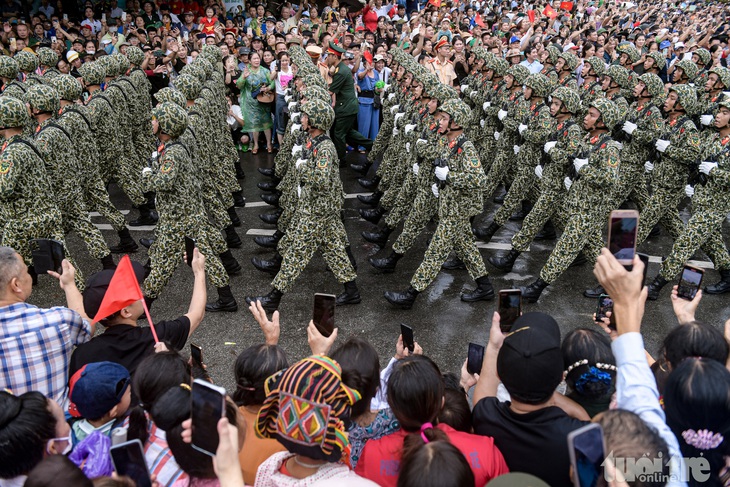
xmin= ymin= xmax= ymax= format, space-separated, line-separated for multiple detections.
xmin=238 ymin=46 xmax=250 ymax=55
xmin=68 ymin=362 xmax=131 ymax=419
xmin=509 ymin=35 xmax=521 ymax=44
xmin=675 ymin=41 xmax=686 ymax=48
xmin=265 ymin=16 xmax=277 ymax=23
xmin=66 ymin=50 xmax=79 ymax=62
xmin=496 ymin=312 xmax=563 ymax=404
xmin=82 ymin=261 xmax=146 ymax=322
xmin=373 ymin=54 xmax=384 ymax=62
xmin=659 ymin=40 xmax=671 ymax=50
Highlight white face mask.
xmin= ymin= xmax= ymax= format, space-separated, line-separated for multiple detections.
xmin=47 ymin=436 xmax=72 ymax=455
xmin=87 ymin=49 xmax=96 ymax=55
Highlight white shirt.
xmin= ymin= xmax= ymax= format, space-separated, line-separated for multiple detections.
xmin=374 ymin=2 xmax=394 ymax=17
xmin=226 ymin=104 xmax=243 ymax=129
xmin=81 ymin=18 xmax=102 ymax=35
xmin=520 ymin=58 xmax=544 ymax=74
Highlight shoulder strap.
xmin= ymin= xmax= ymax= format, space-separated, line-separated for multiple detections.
xmin=7 ymin=138 xmax=45 ymax=161
xmin=64 ymin=106 xmax=92 ymax=129
xmin=163 ymin=141 xmax=191 ymax=159
xmin=38 ymin=121 xmax=73 ymax=143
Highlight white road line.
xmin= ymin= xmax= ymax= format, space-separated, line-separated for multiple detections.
xmin=93 ymin=224 xmax=156 ymax=231
xmin=89 ymin=210 xmax=130 ymax=217
xmin=246 ymin=229 xmax=276 ymax=236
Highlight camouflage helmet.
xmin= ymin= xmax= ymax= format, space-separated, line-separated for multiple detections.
xmin=302 ymin=97 xmax=335 ymax=131
xmin=49 ymin=74 xmax=83 ymax=101
xmin=25 ymin=84 xmax=60 ymax=114
xmin=154 ymin=87 xmax=187 ymax=108
xmin=491 ymin=57 xmax=509 ymax=77
xmin=439 ymin=98 xmax=472 ymax=127
xmin=79 ymin=61 xmax=106 ymax=86
xmin=506 ymin=64 xmax=530 ymax=86
xmin=638 ymin=73 xmax=664 ymax=98
xmin=552 ymin=86 xmax=582 ymax=114
xmin=14 ymin=50 xmax=38 ymax=73
xmin=97 ymin=56 xmax=116 ymax=78
xmin=301 ymin=73 xmax=327 ymax=90
xmin=152 ymin=102 xmax=188 ymax=138
xmin=693 ymin=48 xmax=711 ymax=67
xmin=674 ymin=59 xmax=698 ymax=82
xmin=604 ymin=65 xmax=633 ymax=89
xmin=709 ymin=66 xmax=730 ymax=90
xmin=126 ymin=45 xmax=145 ymax=66
xmin=585 ymin=56 xmax=606 ymax=77
xmin=180 ymin=62 xmax=206 ymax=83
xmin=546 ymin=44 xmax=562 ymax=65
xmin=174 ymin=73 xmax=202 ymax=100
xmin=558 ymin=51 xmax=580 ymax=72
xmin=195 ymin=57 xmax=214 ymax=78
xmin=645 ymin=51 xmax=665 ymax=71
xmin=616 ymin=43 xmax=640 ymax=63
xmin=0 ymin=96 xmax=29 ymax=129
xmin=200 ymin=44 xmax=222 ymax=64
xmin=524 ymin=73 xmax=552 ymax=98
xmin=590 ymin=97 xmax=621 ymax=131
xmin=302 ymin=85 xmax=329 ymax=102
xmin=669 ymin=84 xmax=698 ymax=115
xmin=114 ymin=53 xmax=130 ymax=76
xmin=37 ymin=47 xmax=59 ymax=68
xmin=0 ymin=56 xmax=18 ymax=79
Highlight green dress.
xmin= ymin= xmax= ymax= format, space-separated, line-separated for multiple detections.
xmin=237 ymin=65 xmax=274 ymax=132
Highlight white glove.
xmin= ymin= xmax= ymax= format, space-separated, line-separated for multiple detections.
xmin=412 ymin=162 xmax=419 ymax=175
xmin=513 ymin=145 xmax=520 ymax=155
xmin=291 ymin=144 xmax=302 ymax=157
xmin=392 ymin=127 xmax=399 ymax=136
xmin=544 ymin=141 xmax=557 ymax=153
xmin=701 ymin=114 xmax=714 ymax=126
xmin=405 ymin=124 xmax=416 ymax=134
xmin=497 ymin=109 xmax=508 ymax=121
xmin=655 ymin=139 xmax=670 ymax=153
xmin=615 ymin=142 xmax=623 ymax=150
xmin=494 ymin=131 xmax=500 ymax=141
xmin=622 ymin=121 xmax=637 ymax=134
xmin=644 ymin=160 xmax=654 ymax=172
xmin=390 ymin=104 xmax=400 ymax=114
xmin=564 ymin=177 xmax=573 ymax=190
xmin=297 ymin=185 xmax=302 ymax=198
xmin=480 ymin=119 xmax=485 ymax=128
xmin=573 ymin=158 xmax=589 ymax=173
xmin=685 ymin=184 xmax=694 ymax=198
xmin=288 ymin=101 xmax=297 ymax=110
xmin=469 ymin=90 xmax=479 ymax=101
xmin=405 ymin=142 xmax=411 ymax=153
xmin=535 ymin=165 xmax=543 ymax=179
xmin=416 ymin=138 xmax=427 ymax=146
xmin=142 ymin=167 xmax=153 ymax=176
xmin=518 ymin=123 xmax=528 ymax=135
xmin=291 ymin=111 xmax=300 ymax=119
xmin=483 ymin=101 xmax=491 ymax=111
xmin=435 ymin=166 xmax=449 ymax=181
xmin=295 ymin=158 xmax=307 ymax=169
xmin=431 ymin=183 xmax=439 ymax=197
xmin=284 ymin=95 xmax=293 ymax=102
xmin=394 ymin=112 xmax=405 ymax=122
xmin=699 ymin=161 xmax=718 ymax=175
xmin=388 ymin=92 xmax=396 ymax=101
xmin=460 ymin=84 xmax=469 ymax=93
xmin=290 ymin=123 xmax=301 ymax=133
xmin=383 ymin=83 xmax=391 ymax=93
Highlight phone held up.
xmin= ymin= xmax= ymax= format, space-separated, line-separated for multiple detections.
xmin=312 ymin=293 xmax=336 ymax=337
xmin=400 ymin=323 xmax=414 ymax=353
xmin=677 ymin=265 xmax=704 ymax=301
xmin=110 ymin=440 xmax=152 ymax=487
xmin=607 ymin=209 xmax=639 ymax=268
xmin=191 ymin=379 xmax=226 ymax=457
xmin=498 ymin=289 xmax=522 ymax=333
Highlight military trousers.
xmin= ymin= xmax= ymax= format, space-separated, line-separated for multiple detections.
xmin=332 ymin=113 xmax=372 ymax=163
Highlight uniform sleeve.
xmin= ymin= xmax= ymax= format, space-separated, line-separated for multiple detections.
xmin=580 ymin=143 xmax=620 ymax=188
xmin=300 ymin=145 xmax=335 ymax=192
xmin=631 ymin=108 xmax=663 ymax=145
xmin=523 ymin=107 xmax=555 ymax=144
xmin=503 ymin=100 xmax=524 ymax=132
xmin=447 ymin=143 xmax=487 ymax=190
xmin=664 ymin=122 xmax=700 ymax=165
xmin=0 ymin=149 xmax=19 ymax=199
xmin=550 ymin=125 xmax=583 ymax=169
xmin=328 ymin=67 xmax=347 ymax=95
xmin=143 ymin=150 xmax=178 ymax=192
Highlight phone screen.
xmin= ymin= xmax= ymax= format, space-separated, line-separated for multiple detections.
xmin=110 ymin=440 xmax=152 ymax=487
xmin=568 ymin=424 xmax=605 ymax=487
xmin=677 ymin=265 xmax=704 ymax=300
xmin=498 ymin=289 xmax=522 ymax=333
xmin=400 ymin=324 xmax=414 ymax=353
xmin=608 ymin=211 xmax=639 ymax=266
xmin=596 ymin=294 xmax=613 ymax=320
xmin=312 ymin=293 xmax=336 ymax=337
xmin=185 ymin=237 xmax=195 ymax=266
xmin=191 ymin=379 xmax=225 ymax=456
xmin=467 ymin=342 xmax=485 ymax=375
xmin=191 ymin=343 xmax=203 ymax=367
xmin=31 ymin=239 xmax=65 ymax=275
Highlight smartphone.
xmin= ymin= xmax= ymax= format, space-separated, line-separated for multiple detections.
xmin=110 ymin=440 xmax=152 ymax=487
xmin=466 ymin=342 xmax=485 ymax=375
xmin=184 ymin=237 xmax=195 ymax=266
xmin=51 ymin=35 xmax=57 ymax=43
xmin=637 ymin=252 xmax=650 ymax=288
xmin=498 ymin=289 xmax=522 ymax=333
xmin=607 ymin=209 xmax=639 ymax=267
xmin=677 ymin=265 xmax=704 ymax=301
xmin=191 ymin=379 xmax=226 ymax=457
xmin=63 ymin=13 xmax=68 ymax=21
xmin=31 ymin=239 xmax=65 ymax=275
xmin=400 ymin=323 xmax=414 ymax=353
xmin=102 ymin=13 xmax=107 ymax=21
xmin=183 ymin=31 xmax=189 ymax=41
xmin=596 ymin=294 xmax=613 ymax=321
xmin=191 ymin=343 xmax=203 ymax=367
xmin=122 ymin=12 xmax=127 ymax=22
xmin=312 ymin=293 xmax=336 ymax=337
xmin=568 ymin=423 xmax=606 ymax=487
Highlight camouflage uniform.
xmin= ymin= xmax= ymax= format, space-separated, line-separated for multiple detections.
xmin=556 ymin=52 xmax=580 ymax=91
xmin=37 ymin=48 xmax=61 ymax=79
xmin=125 ymin=47 xmax=156 ymax=165
xmin=579 ymin=57 xmax=606 ymax=116
xmin=14 ymin=51 xmax=43 ymax=86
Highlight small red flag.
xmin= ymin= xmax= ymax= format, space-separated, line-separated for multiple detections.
xmin=527 ymin=9 xmax=536 ymax=23
xmin=388 ymin=5 xmax=396 ymax=18
xmin=542 ymin=5 xmax=558 ymax=18
xmin=560 ymin=1 xmax=574 ymax=11
xmin=475 ymin=12 xmax=485 ymax=27
xmin=427 ymin=0 xmax=441 ymax=8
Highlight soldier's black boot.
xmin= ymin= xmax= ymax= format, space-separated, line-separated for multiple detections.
xmin=234 ymin=161 xmax=245 ymax=179
xmin=257 ymin=181 xmax=278 ymax=191
xmin=28 ymin=266 xmax=38 ymax=286
xmin=130 ymin=202 xmax=158 ymax=226
xmin=510 ymin=200 xmax=532 ymax=221
xmin=362 ymin=225 xmax=392 ymax=246
xmin=143 ymin=259 xmax=152 ymax=278
xmin=245 ymin=288 xmax=283 ymax=313
xmin=461 ymin=276 xmax=496 ymax=302
xmin=358 ymin=191 xmax=383 ymax=207
xmin=259 ymin=209 xmax=282 ymax=224
xmin=251 ymin=252 xmax=282 ymax=274
xmin=139 ymin=238 xmax=155 ymax=249
xmin=489 ymin=249 xmax=521 ymax=272
xmin=260 ymin=192 xmax=280 ymax=207
xmin=705 ymin=269 xmax=730 ymax=294
xmin=520 ymin=278 xmax=549 ymax=303
xmin=360 ymin=206 xmax=385 ymax=224
xmin=219 ymin=250 xmax=242 ymax=275
xmin=473 ymin=221 xmax=500 ymax=242
xmin=358 ymin=176 xmax=380 ymax=190
xmin=258 ymin=167 xmax=275 ymax=178
xmin=206 ymin=285 xmax=238 ymax=312
xmin=254 ymin=230 xmax=284 ymax=248
xmin=336 ymin=280 xmax=361 ymax=306
xmin=384 ymin=286 xmax=419 ymax=309
xmin=225 ymin=225 xmax=243 ymax=249
xmin=232 ymin=191 xmax=246 ymax=208
xmin=648 ymin=225 xmax=661 ymax=238
xmin=583 ymin=284 xmax=606 ymax=299
xmin=351 ymin=161 xmax=371 ymax=174
xmin=646 ymin=275 xmax=669 ymax=300
xmin=227 ymin=207 xmax=241 ymax=227
xmin=100 ymin=254 xmax=117 ymax=270
xmin=534 ymin=220 xmax=556 ymax=240
xmin=110 ymin=228 xmax=139 ymax=253
xmin=369 ymin=251 xmax=402 ymax=273
xmin=345 ymin=246 xmax=358 ymax=271
xmin=144 ymin=295 xmax=156 ymax=310
xmin=442 ymin=256 xmax=466 ymax=270
xmin=145 ymin=192 xmax=156 ymax=210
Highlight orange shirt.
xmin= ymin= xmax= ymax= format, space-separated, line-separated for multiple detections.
xmin=239 ymin=406 xmax=288 ymax=485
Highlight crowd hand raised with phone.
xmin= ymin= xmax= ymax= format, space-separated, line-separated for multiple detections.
xmin=180 ymin=417 xmax=244 ymax=487
xmin=593 ymin=249 xmax=647 ymax=336
xmin=307 ymin=320 xmax=338 ymax=356
xmin=670 ymin=284 xmax=702 ymax=325
xmin=394 ymin=334 xmax=422 ymax=360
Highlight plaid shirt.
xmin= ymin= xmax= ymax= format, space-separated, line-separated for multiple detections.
xmin=0 ymin=302 xmax=91 ymax=410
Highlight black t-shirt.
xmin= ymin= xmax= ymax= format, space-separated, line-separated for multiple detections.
xmin=472 ymin=397 xmax=588 ymax=487
xmin=68 ymin=316 xmax=191 ymax=379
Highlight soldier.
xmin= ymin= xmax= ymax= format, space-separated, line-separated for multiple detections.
xmin=692 ymin=48 xmax=712 ymax=86
xmin=579 ymin=56 xmax=605 ymax=112
xmin=643 ymin=51 xmax=666 ymax=77
xmin=245 ymin=98 xmax=361 ymax=312
xmin=37 ymin=47 xmax=61 ymax=78
xmin=427 ymin=38 xmax=457 ymax=86
xmin=555 ymin=52 xmax=579 ymax=90
xmin=13 ymin=51 xmax=43 ymax=86
xmin=383 ymin=99 xmax=494 ymax=309
xmin=671 ymin=59 xmax=699 ymax=86
xmin=0 ymin=56 xmax=26 ymax=99
xmin=124 ymin=46 xmax=156 ymax=168
xmin=698 ymin=67 xmax=730 ymax=128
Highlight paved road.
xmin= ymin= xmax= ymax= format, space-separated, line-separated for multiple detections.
xmin=28 ymin=150 xmax=730 ymax=393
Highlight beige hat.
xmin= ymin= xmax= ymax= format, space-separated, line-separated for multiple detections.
xmin=67 ymin=50 xmax=80 ymax=62
xmin=306 ymin=45 xmax=323 ymax=58
xmin=505 ymin=49 xmax=522 ymax=59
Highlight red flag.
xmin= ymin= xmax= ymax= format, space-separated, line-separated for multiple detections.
xmin=527 ymin=9 xmax=536 ymax=23
xmin=542 ymin=5 xmax=558 ymax=18
xmin=388 ymin=5 xmax=396 ymax=18
xmin=560 ymin=1 xmax=574 ymax=10
xmin=475 ymin=12 xmax=485 ymax=27
xmin=427 ymin=0 xmax=441 ymax=8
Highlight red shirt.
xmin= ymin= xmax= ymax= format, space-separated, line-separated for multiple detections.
xmin=361 ymin=5 xmax=378 ymax=32
xmin=354 ymin=423 xmax=509 ymax=486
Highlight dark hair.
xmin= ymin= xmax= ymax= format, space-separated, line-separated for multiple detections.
xmin=330 ymin=337 xmax=380 ymax=418
xmin=232 ymin=344 xmax=288 ymax=406
xmin=662 ymin=321 xmax=729 ymax=370
xmin=25 ymin=456 xmax=93 ymax=487
xmin=387 ymin=355 xmax=444 ymax=432
xmin=92 ymin=479 xmax=136 ymax=487
xmin=438 ymin=387 xmax=471 ymax=433
xmin=397 ymin=440 xmax=474 ymax=487
xmin=664 ymin=358 xmax=730 ymax=487
xmin=562 ymin=328 xmax=616 ymax=399
xmin=0 ymin=391 xmax=57 ymax=478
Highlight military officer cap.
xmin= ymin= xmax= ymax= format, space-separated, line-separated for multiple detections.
xmin=79 ymin=62 xmax=106 ymax=86
xmin=439 ymin=98 xmax=471 ymax=127
xmin=710 ymin=66 xmax=730 ymax=90
xmin=126 ymin=46 xmax=145 ymax=66
xmin=25 ymin=84 xmax=60 ymax=114
xmin=552 ymin=86 xmax=581 ymax=114
xmin=0 ymin=96 xmax=29 ymax=129
xmin=303 ymin=97 xmax=335 ymax=131
xmin=152 ymin=102 xmax=188 ymax=138
xmin=37 ymin=47 xmax=59 ymax=68
xmin=50 ymin=74 xmax=83 ymax=102
xmin=175 ymin=73 xmax=203 ymax=100
xmin=674 ymin=59 xmax=699 ymax=82
xmin=154 ymin=87 xmax=187 ymax=108
xmin=669 ymin=84 xmax=698 ymax=115
xmin=590 ymin=97 xmax=621 ymax=131
xmin=14 ymin=50 xmax=38 ymax=73
xmin=0 ymin=56 xmax=19 ymax=80
xmin=327 ymin=41 xmax=345 ymax=58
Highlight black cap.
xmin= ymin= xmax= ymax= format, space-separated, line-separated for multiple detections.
xmin=82 ymin=262 xmax=147 ymax=321
xmin=253 ymin=35 xmax=263 ymax=42
xmin=238 ymin=46 xmax=250 ymax=55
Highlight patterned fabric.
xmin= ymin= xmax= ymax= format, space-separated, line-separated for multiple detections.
xmin=348 ymin=409 xmax=400 ymax=469
xmin=120 ymin=414 xmax=187 ymax=487
xmin=237 ymin=65 xmax=274 ymax=132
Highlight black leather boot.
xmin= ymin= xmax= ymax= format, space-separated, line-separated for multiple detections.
xmin=369 ymin=251 xmax=402 ymax=272
xmin=509 ymin=201 xmax=532 ymax=221
xmin=520 ymin=278 xmax=549 ymax=303
xmin=100 ymin=254 xmax=117 ymax=270
xmin=258 ymin=167 xmax=275 ymax=178
xmin=130 ymin=202 xmax=158 ymax=226
xmin=139 ymin=238 xmax=155 ymax=249
xmin=489 ymin=249 xmax=521 ymax=272
xmin=583 ymin=284 xmax=606 ymax=299
xmin=259 ymin=210 xmax=282 ymax=225
xmin=358 ymin=191 xmax=383 ymax=207
xmin=206 ymin=285 xmax=238 ymax=312
xmin=109 ymin=228 xmax=139 ymax=253
xmin=473 ymin=221 xmax=500 ymax=242
xmin=442 ymin=256 xmax=466 ymax=270
xmin=648 ymin=225 xmax=661 ymax=238
xmin=225 ymin=225 xmax=242 ymax=248
xmin=251 ymin=252 xmax=282 ymax=274
xmin=232 ymin=191 xmax=246 ymax=208
xmin=351 ymin=162 xmax=371 ymax=174
xmin=257 ymin=181 xmax=278 ymax=191
xmin=254 ymin=230 xmax=284 ymax=248
xmin=260 ymin=192 xmax=280 ymax=207
xmin=336 ymin=280 xmax=361 ymax=306
xmin=358 ymin=176 xmax=380 ymax=190
xmin=705 ymin=269 xmax=730 ymax=294
xmin=360 ymin=206 xmax=385 ymax=224
xmin=234 ymin=161 xmax=245 ymax=179
xmin=145 ymin=192 xmax=156 ymax=210
xmin=534 ymin=221 xmax=556 ymax=240
xmin=345 ymin=246 xmax=358 ymax=271
xmin=227 ymin=207 xmax=241 ymax=227
xmin=362 ymin=225 xmax=392 ymax=246
xmin=245 ymin=288 xmax=283 ymax=313
xmin=219 ymin=250 xmax=242 ymax=275
xmin=461 ymin=275 xmax=496 ymax=302
xmin=384 ymin=286 xmax=420 ymax=309
xmin=646 ymin=275 xmax=669 ymax=300
xmin=493 ymin=191 xmax=506 ymax=204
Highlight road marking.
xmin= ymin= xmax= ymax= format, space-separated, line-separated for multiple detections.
xmin=94 ymin=223 xmax=156 ymax=231
xmin=246 ymin=229 xmax=276 ymax=236
xmin=89 ymin=210 xmax=130 ymax=217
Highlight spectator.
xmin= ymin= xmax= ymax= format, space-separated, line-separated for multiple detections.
xmin=356 ymin=51 xmax=380 ymax=152
xmin=397 ymin=441 xmax=475 ymax=487
xmin=25 ymin=456 xmax=93 ymax=487
xmin=273 ymin=50 xmax=293 ymax=147
xmin=236 ymin=50 xmax=274 ymax=154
